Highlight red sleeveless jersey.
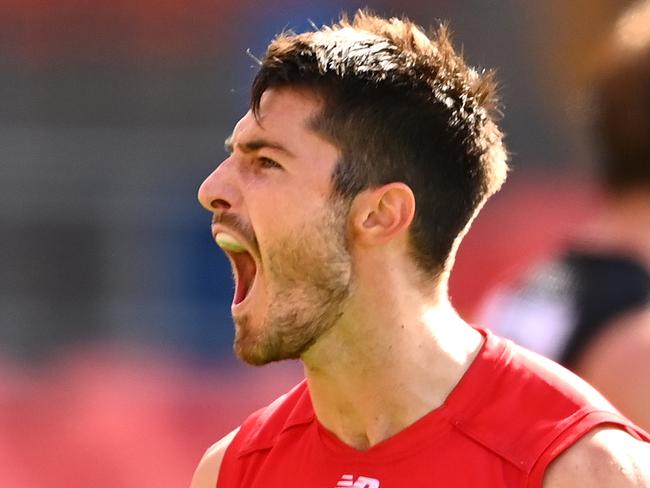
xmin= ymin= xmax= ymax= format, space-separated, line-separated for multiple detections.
xmin=217 ymin=329 xmax=649 ymax=488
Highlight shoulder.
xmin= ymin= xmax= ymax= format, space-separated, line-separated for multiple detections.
xmin=447 ymin=331 xmax=621 ymax=472
xmin=190 ymin=428 xmax=239 ymax=488
xmin=190 ymin=381 xmax=313 ymax=488
xmin=543 ymin=427 xmax=650 ymax=487
xmin=504 ymin=335 xmax=617 ymax=414
xmin=575 ymin=306 xmax=650 ymax=429
xmin=475 ymin=329 xmax=617 ymax=417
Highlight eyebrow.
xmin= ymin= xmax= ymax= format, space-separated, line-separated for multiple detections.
xmin=224 ymin=135 xmax=296 ymax=158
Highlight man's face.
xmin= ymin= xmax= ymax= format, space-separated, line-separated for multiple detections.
xmin=198 ymin=88 xmax=353 ymax=365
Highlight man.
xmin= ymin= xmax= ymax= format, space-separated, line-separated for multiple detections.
xmin=478 ymin=0 xmax=650 ymax=432
xmin=192 ymin=11 xmax=650 ymax=488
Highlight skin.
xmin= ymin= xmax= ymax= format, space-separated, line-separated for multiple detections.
xmin=543 ymin=427 xmax=650 ymax=487
xmin=575 ymin=307 xmax=650 ymax=432
xmin=562 ymin=191 xmax=650 ymax=432
xmin=192 ymin=87 xmax=650 ymax=488
xmin=199 ymin=87 xmax=352 ymax=365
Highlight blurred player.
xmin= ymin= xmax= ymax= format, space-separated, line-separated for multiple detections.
xmin=192 ymin=10 xmax=650 ymax=488
xmin=479 ymin=0 xmax=650 ymax=431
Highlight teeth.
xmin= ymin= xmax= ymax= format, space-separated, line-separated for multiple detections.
xmin=216 ymin=232 xmax=247 ymax=253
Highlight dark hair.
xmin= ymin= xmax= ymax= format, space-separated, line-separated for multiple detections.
xmin=593 ymin=0 xmax=650 ymax=193
xmin=251 ymin=10 xmax=508 ymax=278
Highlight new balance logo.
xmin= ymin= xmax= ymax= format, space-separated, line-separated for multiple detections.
xmin=335 ymin=474 xmax=380 ymax=488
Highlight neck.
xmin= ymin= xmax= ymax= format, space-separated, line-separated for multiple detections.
xmin=300 ymin=272 xmax=483 ymax=450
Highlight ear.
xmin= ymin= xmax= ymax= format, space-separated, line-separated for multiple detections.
xmin=349 ymin=183 xmax=416 ymax=246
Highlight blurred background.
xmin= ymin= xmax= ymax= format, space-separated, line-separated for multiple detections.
xmin=0 ymin=0 xmax=639 ymax=485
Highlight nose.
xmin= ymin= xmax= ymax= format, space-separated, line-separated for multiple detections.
xmin=197 ymin=157 xmax=240 ymax=213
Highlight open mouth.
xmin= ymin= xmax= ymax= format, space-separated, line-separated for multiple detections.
xmin=216 ymin=232 xmax=258 ymax=306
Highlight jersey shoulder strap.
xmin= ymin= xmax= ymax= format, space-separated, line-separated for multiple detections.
xmin=450 ymin=332 xmax=649 ymax=486
xmin=217 ymin=380 xmax=313 ymax=487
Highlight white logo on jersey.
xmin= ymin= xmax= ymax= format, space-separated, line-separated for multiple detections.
xmin=336 ymin=474 xmax=380 ymax=488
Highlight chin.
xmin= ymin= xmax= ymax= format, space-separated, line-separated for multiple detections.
xmin=233 ymin=317 xmax=317 ymax=366
xmin=234 ymin=340 xmax=301 ymax=366
xmin=232 ymin=316 xmax=280 ymax=366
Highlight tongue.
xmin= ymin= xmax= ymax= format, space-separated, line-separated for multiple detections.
xmin=233 ymin=251 xmax=256 ymax=304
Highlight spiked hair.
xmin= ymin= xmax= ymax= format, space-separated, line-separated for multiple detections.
xmin=251 ymin=11 xmax=508 ymax=279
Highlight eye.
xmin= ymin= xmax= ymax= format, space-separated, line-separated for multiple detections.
xmin=257 ymin=157 xmax=282 ymax=169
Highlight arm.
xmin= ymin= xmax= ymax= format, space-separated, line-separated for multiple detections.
xmin=190 ymin=428 xmax=239 ymax=488
xmin=543 ymin=427 xmax=650 ymax=487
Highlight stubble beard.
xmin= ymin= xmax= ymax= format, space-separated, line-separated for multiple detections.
xmin=233 ymin=201 xmax=352 ymax=366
